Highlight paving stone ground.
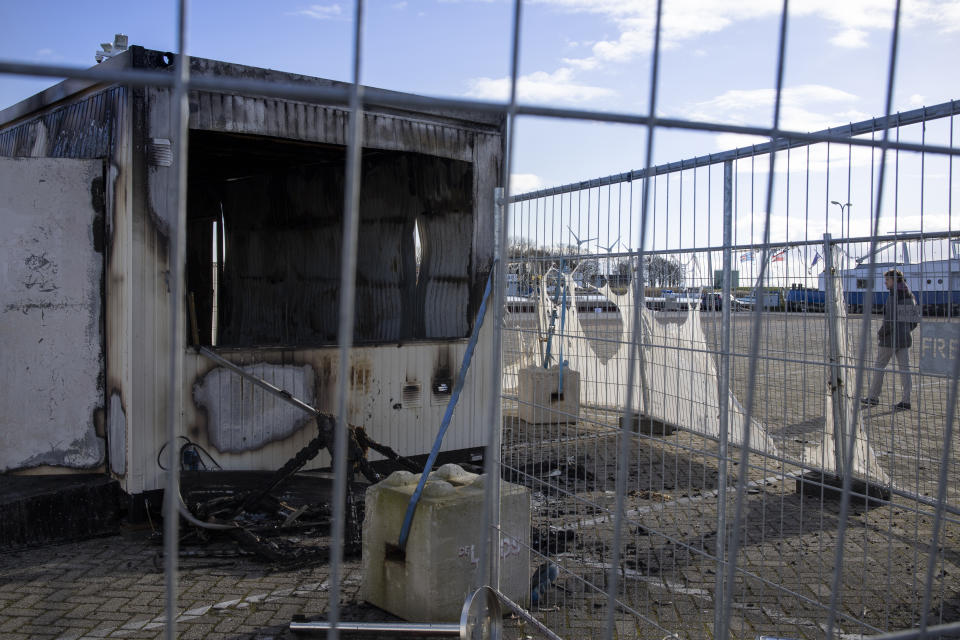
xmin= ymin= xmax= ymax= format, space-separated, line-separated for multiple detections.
xmin=0 ymin=528 xmax=366 ymax=639
xmin=3 ymin=312 xmax=960 ymax=639
xmin=502 ymin=312 xmax=960 ymax=639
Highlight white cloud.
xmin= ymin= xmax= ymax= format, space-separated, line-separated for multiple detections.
xmin=907 ymin=94 xmax=926 ymax=108
xmin=291 ymin=4 xmax=343 ymax=20
xmin=538 ymin=1 xmax=779 ymax=69
xmin=34 ymin=48 xmax=67 ymax=63
xmin=794 ymin=0 xmax=960 ymax=34
xmin=485 ymin=0 xmax=955 ymax=124
xmin=511 ymin=173 xmax=545 ymax=194
xmin=466 ymin=1 xmax=958 ymax=110
xmin=715 ymin=133 xmax=768 ymax=151
xmin=830 ymin=28 xmax=868 ymax=48
xmin=882 ymin=214 xmax=953 ymax=232
xmin=686 ymin=85 xmax=865 ymax=134
xmin=732 ymin=212 xmax=835 ymax=243
xmin=536 ymin=0 xmax=960 ymax=68
xmin=464 ymin=67 xmax=617 ymax=103
xmin=391 ymin=1 xmax=407 ymax=8
xmin=943 ymin=1 xmax=960 ymax=31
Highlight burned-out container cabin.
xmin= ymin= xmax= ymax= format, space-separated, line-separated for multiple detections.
xmin=0 ymin=47 xmax=504 ymax=498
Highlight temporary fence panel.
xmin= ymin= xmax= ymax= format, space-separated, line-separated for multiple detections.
xmin=503 ymin=104 xmax=960 ymax=639
xmin=2 ymin=2 xmax=960 ymax=640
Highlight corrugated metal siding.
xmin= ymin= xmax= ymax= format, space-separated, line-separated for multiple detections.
xmin=0 ymin=87 xmax=134 ymax=487
xmin=355 ymin=159 xmax=415 ymax=342
xmin=199 ymin=147 xmax=473 ymax=346
xmin=126 ymin=85 xmax=175 ymax=494
xmin=188 ymin=91 xmax=477 ymax=162
xmin=471 ymin=132 xmax=502 ymax=283
xmin=193 ymin=363 xmax=317 ymax=452
xmin=104 ymin=86 xmax=133 ymax=491
xmin=1 ymin=76 xmax=500 ymax=494
xmin=419 ymin=212 xmax=472 ymax=338
xmin=0 ymin=87 xmax=124 ymax=159
xmin=129 ymin=87 xmax=501 ymax=493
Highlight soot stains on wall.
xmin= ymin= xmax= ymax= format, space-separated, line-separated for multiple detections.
xmin=193 ymin=363 xmax=317 ymax=453
xmin=186 ymin=131 xmax=475 ymax=347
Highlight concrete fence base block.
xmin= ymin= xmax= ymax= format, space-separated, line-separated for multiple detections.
xmin=517 ymin=366 xmax=580 ymax=425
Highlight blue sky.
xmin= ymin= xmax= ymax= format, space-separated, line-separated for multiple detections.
xmin=2 ymin=0 xmax=959 ymax=252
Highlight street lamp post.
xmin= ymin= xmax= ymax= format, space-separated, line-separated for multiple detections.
xmin=831 ymin=200 xmax=853 ymax=275
xmin=830 ymin=201 xmax=852 ymax=240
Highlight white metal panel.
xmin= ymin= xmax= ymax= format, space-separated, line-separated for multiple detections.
xmin=0 ymin=157 xmax=105 ymax=471
xmin=104 ymin=87 xmax=133 ymax=487
xmin=124 ymin=85 xmax=499 ymax=493
xmin=149 ymin=329 xmax=493 ymax=492
xmin=126 ymin=86 xmax=177 ymax=495
xmin=193 ymin=363 xmax=316 ymax=452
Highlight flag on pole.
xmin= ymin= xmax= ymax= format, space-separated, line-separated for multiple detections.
xmin=740 ymin=251 xmax=754 ymax=262
xmin=771 ymin=248 xmax=787 ymax=262
xmin=807 ymin=251 xmax=821 ymax=274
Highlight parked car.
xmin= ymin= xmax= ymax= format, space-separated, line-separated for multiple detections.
xmin=701 ymin=292 xmax=723 ymax=311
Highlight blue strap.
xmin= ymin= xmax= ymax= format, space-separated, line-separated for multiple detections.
xmin=557 ymin=275 xmax=567 ymax=395
xmin=542 ymin=305 xmax=557 ymax=368
xmin=396 ymin=265 xmax=496 ymax=552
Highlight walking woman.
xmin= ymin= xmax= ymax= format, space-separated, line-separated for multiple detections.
xmin=862 ymin=269 xmax=920 ymax=410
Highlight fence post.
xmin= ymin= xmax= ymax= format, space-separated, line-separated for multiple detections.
xmin=479 ymin=186 xmax=505 ymax=591
xmin=713 ymin=159 xmax=734 ymax=636
xmin=823 ymin=233 xmax=849 ymax=478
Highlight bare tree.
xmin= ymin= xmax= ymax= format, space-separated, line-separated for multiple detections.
xmin=646 ymin=256 xmax=684 ymax=288
xmin=508 ymin=238 xmax=619 ymax=291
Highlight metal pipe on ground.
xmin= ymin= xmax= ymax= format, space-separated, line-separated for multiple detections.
xmin=289 ymin=586 xmax=502 ymax=639
xmin=289 ymin=621 xmax=468 ymax=636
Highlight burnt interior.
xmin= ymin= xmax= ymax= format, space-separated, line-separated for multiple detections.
xmin=186 ymin=130 xmax=475 ymax=347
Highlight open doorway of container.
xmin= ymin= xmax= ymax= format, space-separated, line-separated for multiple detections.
xmin=186 ymin=130 xmax=475 ymax=347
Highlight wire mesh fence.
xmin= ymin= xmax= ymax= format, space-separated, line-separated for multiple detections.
xmin=503 ymin=105 xmax=960 ymax=639
xmin=2 ymin=1 xmax=960 ymax=639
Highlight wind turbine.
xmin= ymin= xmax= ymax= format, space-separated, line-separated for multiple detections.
xmin=565 ymin=226 xmax=598 ymax=287
xmin=599 ymin=238 xmax=622 ymax=254
xmin=598 ymin=238 xmax=623 ymax=283
xmin=567 ymin=226 xmax=598 ymax=254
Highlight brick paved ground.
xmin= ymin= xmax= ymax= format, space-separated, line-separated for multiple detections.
xmin=2 ymin=441 xmax=958 ymax=639
xmin=500 ymin=312 xmax=960 ymax=638
xmin=505 ymin=423 xmax=960 ymax=640
xmin=3 ymin=312 xmax=959 ymax=639
xmin=0 ymin=529 xmax=366 ymax=639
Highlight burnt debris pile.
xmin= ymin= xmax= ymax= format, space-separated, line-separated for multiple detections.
xmin=166 ymin=415 xmax=420 ymax=566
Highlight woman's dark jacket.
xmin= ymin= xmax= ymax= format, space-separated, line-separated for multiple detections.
xmin=878 ymin=283 xmax=920 ymax=349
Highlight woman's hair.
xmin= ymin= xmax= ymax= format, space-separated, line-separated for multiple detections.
xmin=884 ymin=269 xmax=905 ymax=282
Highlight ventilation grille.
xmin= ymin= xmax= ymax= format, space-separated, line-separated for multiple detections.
xmin=148 ymin=138 xmax=173 ymax=167
xmin=402 ymin=382 xmax=422 ymax=408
